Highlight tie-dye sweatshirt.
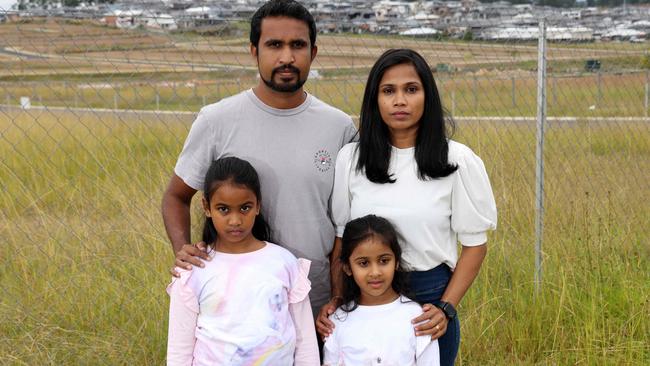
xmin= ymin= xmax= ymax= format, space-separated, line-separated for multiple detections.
xmin=166 ymin=242 xmax=319 ymax=365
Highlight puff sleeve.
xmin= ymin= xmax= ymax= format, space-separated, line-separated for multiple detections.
xmin=287 ymin=258 xmax=319 ymax=366
xmin=288 ymin=258 xmax=312 ymax=304
xmin=166 ymin=269 xmax=199 ymax=366
xmin=331 ymin=143 xmax=357 ymax=238
xmin=450 ymin=144 xmax=498 ymax=246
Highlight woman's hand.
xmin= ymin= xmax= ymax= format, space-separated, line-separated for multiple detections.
xmin=412 ymin=303 xmax=448 ymax=340
xmin=316 ymin=298 xmax=340 ymax=340
xmin=170 ymin=242 xmax=210 ymax=277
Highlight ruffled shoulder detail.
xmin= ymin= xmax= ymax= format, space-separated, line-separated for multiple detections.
xmin=166 ymin=268 xmax=199 ymax=314
xmin=448 ymin=140 xmax=497 ymax=245
xmin=288 ymin=258 xmax=312 ymax=304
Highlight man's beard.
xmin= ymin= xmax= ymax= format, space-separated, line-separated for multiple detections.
xmin=260 ymin=64 xmax=306 ymax=93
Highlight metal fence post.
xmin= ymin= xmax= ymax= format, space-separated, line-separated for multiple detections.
xmin=535 ymin=18 xmax=547 ymax=293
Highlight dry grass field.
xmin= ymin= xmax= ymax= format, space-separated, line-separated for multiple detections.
xmin=1 ymin=19 xmax=648 ymax=119
xmin=1 ymin=109 xmax=648 ymax=364
xmin=2 ymin=71 xmax=647 ymax=117
xmin=2 ymin=19 xmax=648 ymax=76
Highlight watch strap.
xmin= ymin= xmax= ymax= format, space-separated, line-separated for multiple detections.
xmin=436 ymin=301 xmax=457 ymax=319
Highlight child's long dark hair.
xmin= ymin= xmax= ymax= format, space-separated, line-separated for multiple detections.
xmin=202 ymin=157 xmax=271 ymax=245
xmin=339 ymin=214 xmax=409 ymax=313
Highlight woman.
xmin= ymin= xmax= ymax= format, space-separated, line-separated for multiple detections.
xmin=317 ymin=49 xmax=497 ymax=365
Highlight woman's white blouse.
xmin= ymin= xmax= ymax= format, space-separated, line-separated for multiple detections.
xmin=331 ymin=141 xmax=497 ymax=270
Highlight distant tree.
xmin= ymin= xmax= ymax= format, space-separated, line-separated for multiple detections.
xmin=63 ymin=0 xmax=80 ymax=6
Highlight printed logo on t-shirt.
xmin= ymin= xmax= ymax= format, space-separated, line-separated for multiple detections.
xmin=313 ymin=149 xmax=333 ymax=172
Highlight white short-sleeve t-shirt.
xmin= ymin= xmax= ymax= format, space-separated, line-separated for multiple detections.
xmin=323 ymin=296 xmax=439 ymax=366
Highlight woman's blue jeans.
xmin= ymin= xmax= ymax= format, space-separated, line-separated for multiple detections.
xmin=409 ymin=265 xmax=460 ymax=366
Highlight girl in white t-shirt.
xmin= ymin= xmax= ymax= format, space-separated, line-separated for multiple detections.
xmin=166 ymin=157 xmax=319 ymax=366
xmin=323 ymin=214 xmax=439 ymax=366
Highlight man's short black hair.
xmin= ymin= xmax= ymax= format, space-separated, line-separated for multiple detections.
xmin=250 ymin=0 xmax=317 ymax=49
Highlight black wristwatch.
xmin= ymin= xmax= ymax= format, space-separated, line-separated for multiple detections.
xmin=436 ymin=301 xmax=457 ymax=320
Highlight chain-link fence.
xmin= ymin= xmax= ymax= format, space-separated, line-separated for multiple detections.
xmin=1 ymin=6 xmax=649 ymax=365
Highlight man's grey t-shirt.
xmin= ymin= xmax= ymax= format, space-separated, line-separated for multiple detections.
xmin=175 ymin=89 xmax=357 ymax=310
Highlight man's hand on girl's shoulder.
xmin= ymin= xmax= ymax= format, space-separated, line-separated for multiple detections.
xmin=170 ymin=242 xmax=210 ymax=278
xmin=316 ymin=297 xmax=341 ymax=340
xmin=412 ymin=303 xmax=449 ymax=340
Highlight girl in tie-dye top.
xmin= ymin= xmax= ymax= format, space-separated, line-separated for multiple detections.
xmin=166 ymin=157 xmax=319 ymax=366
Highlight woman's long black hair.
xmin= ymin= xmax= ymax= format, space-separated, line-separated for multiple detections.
xmin=357 ymin=48 xmax=457 ymax=183
xmin=339 ymin=215 xmax=410 ymax=313
xmin=202 ymin=157 xmax=271 ymax=246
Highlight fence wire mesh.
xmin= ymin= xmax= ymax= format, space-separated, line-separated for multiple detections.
xmin=1 ymin=5 xmax=649 ymax=365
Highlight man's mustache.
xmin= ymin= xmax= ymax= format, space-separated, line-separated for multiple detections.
xmin=272 ymin=65 xmax=300 ymax=77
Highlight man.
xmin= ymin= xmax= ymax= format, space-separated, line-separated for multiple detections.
xmin=162 ymin=0 xmax=356 ymax=316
